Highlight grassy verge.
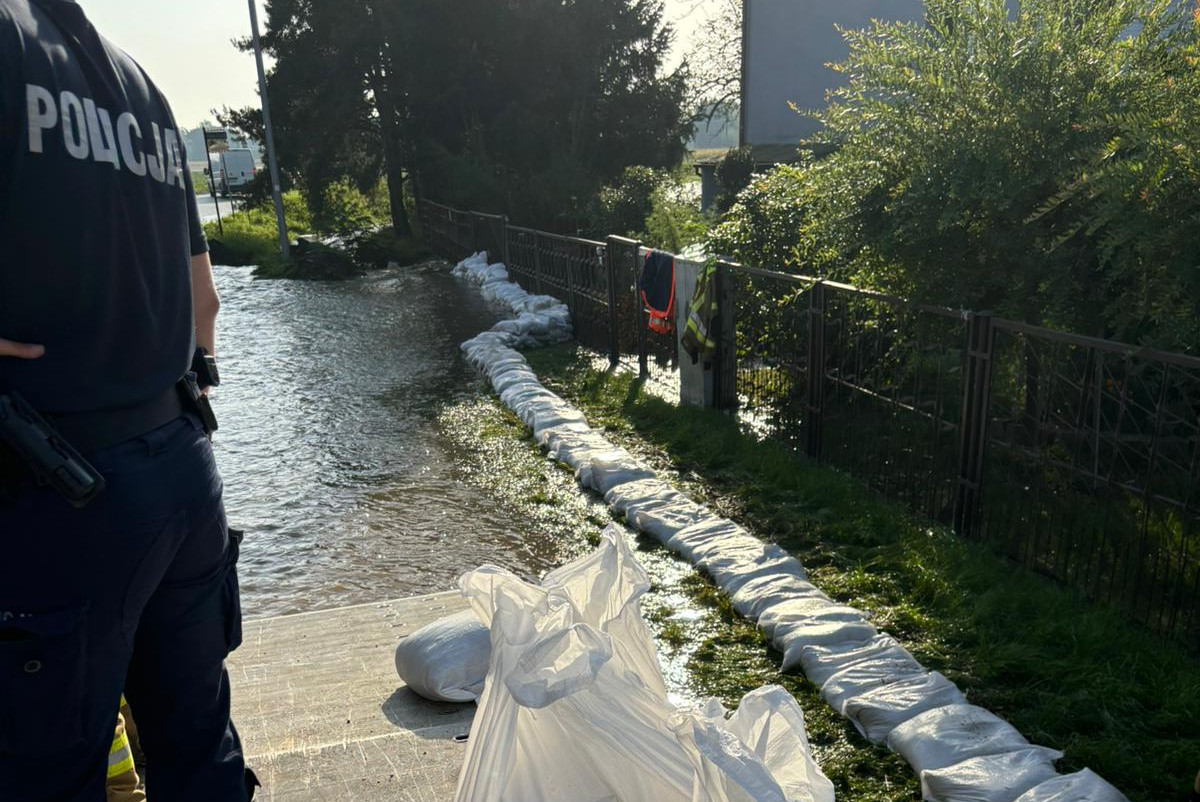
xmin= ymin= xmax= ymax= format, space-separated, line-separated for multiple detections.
xmin=191 ymin=170 xmax=210 ymax=195
xmin=524 ymin=344 xmax=1198 ymax=802
xmin=202 ymin=191 xmax=427 ymax=280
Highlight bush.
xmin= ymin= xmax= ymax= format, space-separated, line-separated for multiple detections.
xmin=643 ymin=184 xmax=710 ymax=253
xmin=253 ymin=237 xmax=361 ymax=280
xmin=589 ymin=166 xmax=663 ymax=238
xmin=710 ymin=0 xmax=1200 ymax=349
xmin=313 ymin=178 xmax=383 ymax=238
xmin=713 ymin=146 xmax=755 ymax=213
xmin=352 ymin=227 xmax=430 ymax=269
xmin=204 ymin=190 xmax=313 ymax=271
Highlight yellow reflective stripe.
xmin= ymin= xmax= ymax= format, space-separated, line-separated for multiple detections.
xmin=107 ymin=741 xmax=134 ymax=778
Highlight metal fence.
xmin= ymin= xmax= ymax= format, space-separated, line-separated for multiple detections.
xmin=420 ymin=199 xmax=676 ymax=374
xmin=419 ymin=197 xmax=1200 ymax=646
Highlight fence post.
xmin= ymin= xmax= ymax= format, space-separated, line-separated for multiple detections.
xmin=713 ymin=262 xmax=738 ymax=411
xmin=605 ymin=237 xmax=621 ymax=366
xmin=533 ymin=233 xmax=545 ymax=295
xmin=502 ymin=216 xmax=511 ymax=267
xmin=635 ymin=242 xmax=648 ymax=378
xmin=470 ymin=212 xmax=483 ymax=255
xmin=954 ymin=312 xmax=995 ymax=536
xmin=805 ymin=281 xmax=827 ymax=459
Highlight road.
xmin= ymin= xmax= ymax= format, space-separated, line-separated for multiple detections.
xmin=196 ymin=193 xmax=236 ymax=223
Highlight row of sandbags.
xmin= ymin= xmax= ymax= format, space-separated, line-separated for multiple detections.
xmin=451 ymin=251 xmax=573 ymax=346
xmin=434 ymin=252 xmax=1128 ymax=802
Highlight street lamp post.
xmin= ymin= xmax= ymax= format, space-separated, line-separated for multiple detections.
xmin=247 ymin=0 xmax=289 ymax=259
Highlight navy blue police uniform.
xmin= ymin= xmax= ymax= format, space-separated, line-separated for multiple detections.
xmin=0 ymin=0 xmax=249 ymax=799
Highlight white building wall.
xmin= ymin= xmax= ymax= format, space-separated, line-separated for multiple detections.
xmin=741 ymin=0 xmax=927 ymax=146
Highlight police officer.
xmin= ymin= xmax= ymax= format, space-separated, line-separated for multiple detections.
xmin=0 ymin=0 xmax=253 ymax=799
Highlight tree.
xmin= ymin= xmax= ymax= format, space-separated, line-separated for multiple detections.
xmin=394 ymin=0 xmax=690 ymax=228
xmin=226 ymin=0 xmax=409 ymax=234
xmin=684 ymin=0 xmax=743 ymax=123
xmin=711 ymin=0 xmax=1200 ymax=351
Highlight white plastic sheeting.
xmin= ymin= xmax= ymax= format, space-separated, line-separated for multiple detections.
xmin=454 ymin=527 xmax=834 ymax=802
xmin=450 ymin=252 xmax=1123 ymax=802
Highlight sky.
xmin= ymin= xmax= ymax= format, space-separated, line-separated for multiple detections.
xmin=81 ymin=0 xmax=716 ymax=132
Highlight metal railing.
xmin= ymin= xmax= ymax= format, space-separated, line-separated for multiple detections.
xmin=419 ymin=197 xmax=1200 ymax=646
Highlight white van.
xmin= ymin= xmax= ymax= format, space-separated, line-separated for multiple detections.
xmin=216 ymin=149 xmax=257 ymax=195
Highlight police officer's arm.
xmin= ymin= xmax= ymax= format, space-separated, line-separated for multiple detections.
xmin=184 ymin=163 xmax=218 ymax=357
xmin=192 ymin=251 xmax=219 ymax=356
xmin=0 ymin=339 xmax=44 ymax=359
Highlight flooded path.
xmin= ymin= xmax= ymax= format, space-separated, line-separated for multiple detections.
xmin=211 ymin=262 xmax=578 ymax=617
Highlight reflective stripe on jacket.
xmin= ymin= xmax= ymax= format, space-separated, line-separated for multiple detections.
xmin=681 ymin=261 xmax=719 ymax=364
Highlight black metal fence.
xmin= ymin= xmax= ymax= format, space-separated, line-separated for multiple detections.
xmin=419 ymin=197 xmax=1200 ymax=646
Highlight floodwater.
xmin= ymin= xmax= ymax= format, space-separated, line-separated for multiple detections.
xmin=210 ymin=263 xmax=568 ymax=618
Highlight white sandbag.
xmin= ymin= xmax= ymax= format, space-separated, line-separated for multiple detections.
xmin=579 ymin=451 xmax=655 ymax=494
xmin=684 ymin=533 xmax=769 ymax=569
xmin=842 ymin=671 xmax=966 ymax=745
xmin=486 ymin=355 xmax=527 ymax=379
xmin=819 ymin=657 xmax=927 ymax=714
xmin=720 ymin=686 xmax=836 ymax=802
xmin=665 ymin=517 xmax=744 ymax=560
xmin=757 ymin=597 xmax=865 ymax=641
xmin=604 ymin=477 xmax=683 ymax=516
xmin=731 ymin=574 xmax=825 ymax=622
xmin=777 ymin=619 xmax=880 ymax=669
xmin=456 ymin=526 xmax=831 ymax=802
xmin=541 ymin=429 xmax=612 ymax=470
xmin=394 ymin=610 xmax=490 ymax=703
xmin=887 ymin=704 xmax=1041 ymax=773
xmin=529 ymin=400 xmax=589 ymax=436
xmin=1012 ymin=769 xmax=1129 ymax=802
xmin=492 ymin=368 xmax=540 ymax=395
xmin=919 ymin=748 xmax=1063 ymax=802
xmin=590 ymin=455 xmax=657 ymax=495
xmin=629 ymin=500 xmax=718 ymax=545
xmin=795 ymin=634 xmax=912 ymax=687
xmin=701 ymin=545 xmax=809 ymax=596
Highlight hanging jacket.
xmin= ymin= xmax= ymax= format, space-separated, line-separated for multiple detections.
xmin=681 ymin=260 xmax=719 ymax=364
xmin=639 ymin=250 xmax=676 ymax=335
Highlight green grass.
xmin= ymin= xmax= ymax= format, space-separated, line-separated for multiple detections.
xmin=191 ymin=170 xmax=210 ymax=195
xmin=524 ymin=344 xmax=1199 ymax=802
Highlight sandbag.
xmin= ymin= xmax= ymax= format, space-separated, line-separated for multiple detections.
xmin=795 ymin=634 xmax=913 ymax=687
xmin=586 ymin=452 xmax=657 ymax=494
xmin=819 ymin=657 xmax=927 ymax=714
xmin=731 ymin=574 xmax=826 ymax=622
xmin=604 ymin=478 xmax=683 ymax=516
xmin=666 ymin=518 xmax=747 ymax=562
xmin=628 ymin=499 xmax=717 ymax=545
xmin=757 ymin=597 xmax=866 ymax=641
xmin=456 ymin=526 xmax=833 ymax=802
xmin=841 ymin=671 xmax=966 ymax=744
xmin=700 ymin=545 xmax=808 ymax=596
xmin=887 ymin=704 xmax=1041 ymax=773
xmin=706 ymin=686 xmax=836 ymax=802
xmin=394 ymin=609 xmax=490 ymax=703
xmin=919 ymin=748 xmax=1062 ymax=802
xmin=1012 ymin=769 xmax=1129 ymax=802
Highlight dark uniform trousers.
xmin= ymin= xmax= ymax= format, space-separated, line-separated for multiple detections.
xmin=0 ymin=414 xmax=248 ymax=801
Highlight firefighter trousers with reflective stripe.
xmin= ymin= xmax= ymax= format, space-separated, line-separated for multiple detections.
xmin=106 ymin=707 xmax=144 ymax=802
